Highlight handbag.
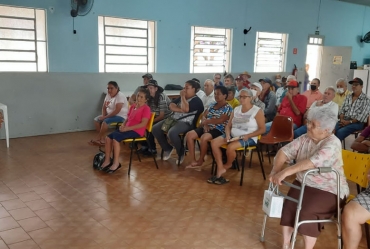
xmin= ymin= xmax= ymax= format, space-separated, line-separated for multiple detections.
xmin=92 ymin=152 xmax=112 ymax=171
xmin=262 ymin=183 xmax=284 ymax=218
xmin=161 ymin=113 xmax=196 ymax=132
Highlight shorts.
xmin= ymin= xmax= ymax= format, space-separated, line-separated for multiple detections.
xmin=94 ymin=115 xmax=125 ymax=125
xmin=352 ymin=187 xmax=370 ymax=212
xmin=107 ymin=130 xmax=140 ymax=143
xmin=222 ymin=134 xmax=256 ymax=148
xmin=280 ymin=180 xmax=343 ymax=237
xmin=193 ymin=127 xmax=223 ymax=139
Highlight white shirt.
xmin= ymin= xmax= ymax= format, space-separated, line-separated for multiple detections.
xmin=196 ymin=90 xmax=206 ymax=99
xmin=104 ymin=91 xmax=128 ymax=119
xmin=201 ymin=91 xmax=215 ymax=109
xmin=309 ymin=100 xmax=339 ymax=116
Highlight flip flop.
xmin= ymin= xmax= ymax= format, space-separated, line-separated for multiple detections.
xmin=214 ymin=176 xmax=230 ymax=185
xmin=207 ymin=176 xmax=218 ymax=184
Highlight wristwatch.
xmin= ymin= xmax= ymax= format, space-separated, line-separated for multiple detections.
xmin=239 ymin=135 xmax=244 ymax=140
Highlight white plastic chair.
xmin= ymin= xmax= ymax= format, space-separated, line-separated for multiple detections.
xmin=0 ymin=103 xmax=9 ymax=148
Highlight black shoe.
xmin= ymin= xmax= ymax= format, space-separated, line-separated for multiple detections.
xmin=106 ymin=164 xmax=121 ymax=174
xmin=99 ymin=162 xmax=112 ymax=171
xmin=143 ymin=149 xmax=157 ymax=156
xmin=137 ymin=147 xmax=148 ymax=154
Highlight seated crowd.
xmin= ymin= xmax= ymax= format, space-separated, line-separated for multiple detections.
xmin=87 ymin=71 xmax=370 ymax=249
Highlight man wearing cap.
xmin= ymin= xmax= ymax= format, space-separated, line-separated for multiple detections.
xmin=129 ymin=73 xmax=153 ymax=105
xmin=301 ymin=78 xmax=323 ymax=110
xmin=335 ymin=77 xmax=370 ymax=141
xmin=241 ymin=71 xmax=251 ymax=88
xmin=202 ymin=79 xmax=216 ymax=109
xmin=259 ymin=78 xmax=277 ymax=122
xmin=294 ymin=86 xmax=338 ymax=138
xmin=333 ymin=78 xmax=351 ymax=110
xmin=250 ymin=82 xmax=265 ymax=111
xmin=265 ymin=80 xmax=307 ymax=134
xmin=276 ymin=75 xmax=295 ymax=107
xmin=213 ymin=73 xmax=223 ymax=86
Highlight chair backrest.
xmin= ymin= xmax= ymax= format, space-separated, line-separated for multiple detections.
xmin=146 ymin=113 xmax=156 ymax=133
xmin=269 ymin=115 xmax=294 ymax=141
xmin=196 ymin=112 xmax=203 ymax=128
xmin=342 ymin=149 xmax=370 ymax=189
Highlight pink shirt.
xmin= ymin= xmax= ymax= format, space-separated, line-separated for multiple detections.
xmin=282 ymin=134 xmax=349 ymax=199
xmin=126 ymin=105 xmax=151 ymax=136
xmin=302 ymin=90 xmax=323 ymax=109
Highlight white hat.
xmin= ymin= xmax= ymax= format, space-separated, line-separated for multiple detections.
xmin=251 ymin=82 xmax=262 ymax=91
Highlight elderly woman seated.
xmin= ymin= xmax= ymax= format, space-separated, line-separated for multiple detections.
xmin=99 ymin=88 xmax=151 ymax=174
xmin=342 ymin=170 xmax=370 ymax=249
xmin=90 ymin=81 xmax=129 ymax=146
xmin=185 ymin=85 xmax=232 ymax=170
xmin=269 ymin=107 xmax=349 ymax=249
xmin=209 ymin=89 xmax=265 ymax=185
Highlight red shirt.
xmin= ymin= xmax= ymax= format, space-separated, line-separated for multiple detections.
xmin=243 ymin=80 xmax=251 ymax=89
xmin=278 ymin=94 xmax=307 ymax=127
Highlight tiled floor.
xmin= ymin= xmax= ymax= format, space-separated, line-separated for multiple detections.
xmin=0 ymin=131 xmax=366 ymax=249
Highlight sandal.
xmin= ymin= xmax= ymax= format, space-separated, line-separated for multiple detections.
xmin=88 ymin=140 xmax=103 ymax=146
xmin=207 ymin=176 xmax=218 ymax=184
xmin=214 ymin=176 xmax=230 ymax=185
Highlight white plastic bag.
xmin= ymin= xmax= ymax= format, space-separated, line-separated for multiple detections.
xmin=262 ymin=183 xmax=284 ymax=218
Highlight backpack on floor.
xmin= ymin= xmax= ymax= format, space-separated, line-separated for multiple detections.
xmin=93 ymin=152 xmax=106 ymax=170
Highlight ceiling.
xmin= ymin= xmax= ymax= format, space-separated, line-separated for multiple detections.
xmin=338 ymin=0 xmax=370 ymax=7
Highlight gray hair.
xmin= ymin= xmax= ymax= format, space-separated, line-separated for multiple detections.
xmin=307 ymin=107 xmax=337 ymax=132
xmin=287 ymin=75 xmax=296 ymax=82
xmin=325 ymin=86 xmax=336 ymax=94
xmin=336 ymin=78 xmax=347 ymax=85
xmin=224 ymin=74 xmax=234 ymax=82
xmin=239 ymin=88 xmax=253 ymax=97
xmin=204 ymin=79 xmax=215 ymax=86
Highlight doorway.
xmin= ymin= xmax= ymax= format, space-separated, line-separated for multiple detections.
xmin=305 ymin=44 xmax=322 ymax=91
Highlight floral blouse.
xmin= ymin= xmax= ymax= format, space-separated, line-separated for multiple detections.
xmin=281 ymin=134 xmax=349 ymax=199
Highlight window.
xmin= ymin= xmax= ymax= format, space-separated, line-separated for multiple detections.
xmin=254 ymin=32 xmax=288 ymax=73
xmin=308 ymin=35 xmax=325 ymax=45
xmin=0 ymin=5 xmax=47 ymax=72
xmin=98 ymin=16 xmax=155 ymax=73
xmin=190 ymin=26 xmax=231 ymax=73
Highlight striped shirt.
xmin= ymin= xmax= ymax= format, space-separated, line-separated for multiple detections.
xmin=339 ymin=92 xmax=370 ymax=123
xmin=148 ymin=93 xmax=172 ymax=118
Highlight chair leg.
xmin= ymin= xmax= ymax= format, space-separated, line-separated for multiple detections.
xmin=128 ymin=144 xmax=134 ymax=175
xmin=249 ymin=150 xmax=254 ymax=168
xmin=267 ymin=144 xmax=271 ymax=164
xmin=239 ymin=153 xmax=246 ymax=186
xmin=161 ymin=149 xmax=164 ymax=160
xmin=146 ymin=137 xmax=159 ymax=170
xmin=257 ymin=146 xmax=266 ymax=180
xmin=135 ymin=142 xmax=141 ymax=162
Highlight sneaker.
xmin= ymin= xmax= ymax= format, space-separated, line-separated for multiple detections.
xmin=162 ymin=148 xmax=175 ymax=161
xmin=176 ymin=156 xmax=185 ymax=165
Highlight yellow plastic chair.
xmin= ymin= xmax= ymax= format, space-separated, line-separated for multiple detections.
xmin=122 ymin=113 xmax=158 ymax=175
xmin=212 ymin=135 xmax=265 ymax=186
xmin=342 ymin=149 xmax=370 ymax=247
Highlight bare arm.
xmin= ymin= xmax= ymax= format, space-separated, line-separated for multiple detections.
xmin=120 ymin=118 xmax=149 ymax=132
xmin=169 ymin=103 xmax=183 ymax=112
xmin=270 ymin=159 xmax=315 ymax=185
xmin=103 ymin=103 xmax=124 ymax=119
xmin=224 ymin=111 xmax=234 ymax=140
xmin=203 ymin=114 xmax=229 ymax=126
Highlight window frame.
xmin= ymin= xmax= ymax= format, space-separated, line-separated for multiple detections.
xmin=0 ymin=4 xmax=48 ymax=72
xmin=308 ymin=34 xmax=325 ymax=45
xmin=254 ymin=31 xmax=288 ymax=73
xmin=98 ymin=15 xmax=156 ymax=73
xmin=190 ymin=25 xmax=232 ymax=73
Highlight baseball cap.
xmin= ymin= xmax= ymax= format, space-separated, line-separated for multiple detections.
xmin=142 ymin=73 xmax=153 ymax=79
xmin=349 ymin=77 xmax=363 ymax=85
xmin=235 ymin=75 xmax=243 ymax=81
xmin=259 ymin=77 xmax=272 ymax=85
xmin=286 ymin=80 xmax=299 ymax=88
xmin=251 ymin=82 xmax=262 ymax=91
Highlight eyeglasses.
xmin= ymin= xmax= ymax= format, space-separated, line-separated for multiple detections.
xmin=239 ymin=96 xmax=252 ymax=99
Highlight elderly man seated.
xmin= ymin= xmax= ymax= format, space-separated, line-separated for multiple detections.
xmin=333 ymin=78 xmax=351 ymax=110
xmin=265 ymin=80 xmax=307 ymax=134
xmin=350 ymin=125 xmax=370 ymax=153
xmin=294 ymin=86 xmax=338 ymax=138
xmin=250 ymin=82 xmax=265 ymax=111
xmin=334 ymin=77 xmax=370 ymax=141
xmin=301 ymin=78 xmax=323 ymax=110
xmin=342 ymin=170 xmax=370 ymax=249
xmin=270 ymin=107 xmax=349 ymax=249
xmin=223 ymin=74 xmax=234 ymax=87
xmin=201 ymin=79 xmax=216 ymax=108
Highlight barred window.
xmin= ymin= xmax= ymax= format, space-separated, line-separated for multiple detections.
xmin=98 ymin=16 xmax=155 ymax=73
xmin=254 ymin=32 xmax=288 ymax=73
xmin=190 ymin=26 xmax=231 ymax=73
xmin=308 ymin=35 xmax=325 ymax=45
xmin=0 ymin=5 xmax=47 ymax=72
